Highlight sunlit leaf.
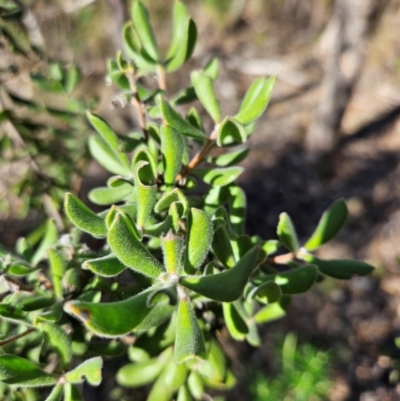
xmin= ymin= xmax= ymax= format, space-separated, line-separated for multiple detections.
xmin=0 ymin=355 xmax=58 ymax=387
xmin=277 ymin=212 xmax=299 ymax=253
xmin=193 ymin=167 xmax=244 ymax=187
xmin=65 ymin=357 xmax=102 ymax=386
xmin=88 ymin=184 xmax=133 ymax=206
xmin=64 ymin=193 xmax=106 ymax=238
xmin=82 ymin=254 xmax=126 ymax=277
xmin=304 ymin=199 xmax=349 ymax=251
xmin=30 ymin=219 xmax=58 ymax=266
xmin=207 ymin=147 xmax=249 ymax=167
xmin=216 ymin=117 xmax=247 ymax=146
xmin=48 ymin=249 xmax=66 ymax=299
xmin=181 ymin=246 xmax=259 ymax=302
xmin=44 ymin=383 xmax=64 ymax=401
xmin=174 ymin=298 xmax=206 ymax=363
xmin=222 ymin=302 xmax=248 ymax=341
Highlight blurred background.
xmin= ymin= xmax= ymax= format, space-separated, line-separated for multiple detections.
xmin=1 ymin=0 xmax=400 ymax=400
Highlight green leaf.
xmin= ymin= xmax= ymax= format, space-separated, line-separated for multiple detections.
xmin=0 ymin=355 xmax=58 ymax=387
xmin=108 ymin=212 xmax=164 ymax=278
xmin=234 ymin=76 xmax=275 ymax=125
xmin=160 ymin=125 xmax=184 ymax=188
xmin=177 ymin=385 xmax=194 ymax=401
xmin=181 ymin=246 xmax=259 ymax=302
xmin=64 ymin=193 xmax=107 ymax=238
xmin=195 ymin=339 xmax=226 ymax=383
xmin=133 ymin=160 xmax=157 ymax=228
xmin=203 ymin=58 xmax=219 ymax=80
xmin=222 ymin=302 xmax=248 ymax=341
xmin=277 ymin=212 xmax=299 ymax=253
xmin=64 ymin=384 xmax=83 ymax=401
xmin=228 ymin=185 xmax=247 ymax=235
xmin=35 ymin=321 xmax=71 ymax=369
xmin=187 ymin=371 xmax=204 ymax=399
xmin=212 ymin=225 xmax=236 ymax=268
xmin=155 ymin=188 xmax=189 ymax=215
xmin=64 ymin=287 xmax=157 ymax=337
xmin=131 ymin=1 xmax=160 ymax=62
xmin=88 ymin=184 xmax=133 ymax=206
xmin=82 ymin=254 xmax=126 ymax=277
xmin=44 ymin=383 xmax=64 ymax=401
xmin=48 ymin=249 xmax=66 ymax=299
xmin=246 ymin=281 xmax=282 ymax=304
xmin=262 ymin=240 xmax=280 ymax=256
xmin=6 ymin=264 xmax=32 ymax=276
xmin=207 ymin=147 xmax=249 ymax=167
xmin=174 ymin=298 xmax=206 ymax=363
xmin=161 ymin=232 xmax=184 ymax=274
xmin=301 ymin=255 xmax=374 ymax=279
xmin=254 ymin=302 xmax=286 ymax=324
xmin=65 ymin=357 xmax=102 ymax=386
xmin=216 ymin=118 xmax=247 ymax=146
xmin=191 ymin=71 xmax=221 ymax=123
xmin=193 ymin=167 xmax=244 ymax=187
xmin=255 ymin=265 xmax=317 ymax=295
xmin=0 ymin=304 xmax=30 ymax=325
xmin=123 ymin=23 xmax=157 ymax=72
xmin=116 ymin=350 xmax=169 ymax=387
xmin=184 ymin=208 xmax=213 ymax=273
xmin=87 ymin=340 xmax=126 ymax=357
xmin=18 ymin=295 xmax=54 ymax=312
xmin=304 ymin=199 xmax=349 ymax=251
xmin=166 ymin=1 xmax=197 ymax=72
xmin=31 ymin=219 xmax=58 ymax=266
xmin=87 ymin=112 xmax=119 ymax=150
xmin=158 ymin=96 xmax=207 ymax=140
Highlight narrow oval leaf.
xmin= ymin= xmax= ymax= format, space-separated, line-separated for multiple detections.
xmin=255 ymin=265 xmax=317 ymax=295
xmin=184 ymin=208 xmax=213 ymax=273
xmin=302 ymin=255 xmax=374 ymax=279
xmin=304 ymin=199 xmax=349 ymax=251
xmin=181 ymin=246 xmax=259 ymax=302
xmin=108 ymin=212 xmax=163 ymax=278
xmin=254 ymin=303 xmax=286 ymax=324
xmin=134 ymin=160 xmax=157 ymax=228
xmin=87 ymin=340 xmax=126 ymax=357
xmin=160 ymin=125 xmax=184 ymax=188
xmin=116 ymin=358 xmax=164 ymax=388
xmin=48 ymin=249 xmax=65 ymax=299
xmin=158 ymin=96 xmax=207 ymax=140
xmin=31 ymin=219 xmax=58 ymax=266
xmin=207 ymin=147 xmax=249 ymax=167
xmin=0 ymin=304 xmax=30 ymax=325
xmin=64 ymin=383 xmax=83 ymax=401
xmin=88 ymin=184 xmax=133 ymax=206
xmin=222 ymin=302 xmax=248 ymax=341
xmin=35 ymin=321 xmax=72 ymax=369
xmin=88 ymin=136 xmax=132 ymax=176
xmin=44 ymin=383 xmax=64 ymax=401
xmin=166 ymin=1 xmax=197 ymax=72
xmin=191 ymin=71 xmax=221 ymax=123
xmin=64 ymin=193 xmax=106 ymax=238
xmin=161 ymin=231 xmax=184 ymax=274
xmin=212 ymin=225 xmax=236 ymax=268
xmin=195 ymin=339 xmax=226 ymax=383
xmin=65 ymin=357 xmax=102 ymax=386
xmin=131 ymin=1 xmax=160 ymax=62
xmin=155 ymin=188 xmax=189 ymax=215
xmin=203 ymin=58 xmax=219 ymax=80
xmin=187 ymin=371 xmax=204 ymax=400
xmin=82 ymin=254 xmax=126 ymax=277
xmin=0 ymin=355 xmax=58 ymax=387
xmin=87 ymin=112 xmax=119 ymax=150
xmin=177 ymin=385 xmax=194 ymax=401
xmin=193 ymin=167 xmax=244 ymax=187
xmin=228 ymin=185 xmax=247 ymax=235
xmin=216 ymin=118 xmax=247 ymax=146
xmin=234 ymin=76 xmax=275 ymax=125
xmin=174 ymin=298 xmax=206 ymax=363
xmin=277 ymin=212 xmax=299 ymax=253
xmin=64 ymin=287 xmax=156 ymax=337
xmin=248 ymin=281 xmax=282 ymax=304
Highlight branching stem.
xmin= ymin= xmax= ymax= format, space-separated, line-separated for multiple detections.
xmin=126 ymin=70 xmax=149 ymax=141
xmin=175 ymin=125 xmax=219 ymax=183
xmin=0 ymin=328 xmax=35 ymax=346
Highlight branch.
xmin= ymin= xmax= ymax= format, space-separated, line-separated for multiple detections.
xmin=126 ymin=70 xmax=149 ymax=141
xmin=0 ymin=328 xmax=35 ymax=346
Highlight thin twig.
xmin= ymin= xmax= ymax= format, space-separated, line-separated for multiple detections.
xmin=265 ymin=252 xmax=295 ymax=265
xmin=175 ymin=125 xmax=219 ymax=183
xmin=0 ymin=328 xmax=35 ymax=346
xmin=157 ymin=64 xmax=166 ymax=91
xmin=2 ymin=275 xmax=33 ymax=292
xmin=126 ymin=70 xmax=149 ymax=141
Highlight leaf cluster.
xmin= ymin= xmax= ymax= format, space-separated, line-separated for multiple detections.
xmin=0 ymin=2 xmax=374 ymax=401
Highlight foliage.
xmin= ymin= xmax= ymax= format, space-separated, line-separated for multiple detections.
xmin=0 ymin=0 xmax=92 ymax=218
xmin=0 ymin=1 xmax=374 ymax=400
xmin=250 ymin=333 xmax=333 ymax=401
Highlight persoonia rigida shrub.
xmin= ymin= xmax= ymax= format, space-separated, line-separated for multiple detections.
xmin=0 ymin=2 xmax=374 ymax=400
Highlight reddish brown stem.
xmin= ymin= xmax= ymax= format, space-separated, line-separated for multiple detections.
xmin=265 ymin=252 xmax=295 ymax=265
xmin=158 ymin=64 xmax=166 ymax=91
xmin=0 ymin=328 xmax=35 ymax=346
xmin=127 ymin=71 xmax=149 ymax=141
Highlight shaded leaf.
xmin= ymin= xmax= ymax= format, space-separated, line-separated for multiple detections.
xmin=193 ymin=167 xmax=244 ymax=187
xmin=216 ymin=118 xmax=247 ymax=146
xmin=82 ymin=254 xmax=126 ymax=277
xmin=222 ymin=302 xmax=248 ymax=341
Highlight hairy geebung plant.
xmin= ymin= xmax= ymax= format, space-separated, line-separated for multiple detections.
xmin=0 ymin=2 xmax=374 ymax=400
